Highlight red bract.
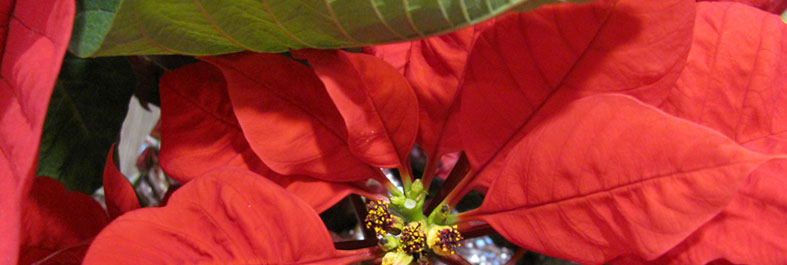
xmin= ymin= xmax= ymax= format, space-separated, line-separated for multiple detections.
xmin=20 ymin=148 xmax=139 ymax=264
xmin=83 ymin=167 xmax=376 ymax=265
xmin=158 ymin=62 xmax=380 ymax=212
xmin=103 ymin=145 xmax=140 ymax=219
xmin=0 ymin=0 xmax=74 ymax=263
xmin=293 ymin=49 xmax=419 ymax=178
xmin=634 ymin=2 xmax=787 ymax=264
xmin=82 ymin=0 xmax=787 ymax=264
xmin=458 ymin=0 xmax=696 ymax=192
xmin=202 ymin=53 xmax=382 ymax=182
xmin=363 ymin=22 xmax=492 ymax=162
xmin=20 ymin=177 xmax=108 ymax=265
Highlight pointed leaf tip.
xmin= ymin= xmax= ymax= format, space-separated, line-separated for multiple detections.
xmin=102 ymin=144 xmax=140 ymax=220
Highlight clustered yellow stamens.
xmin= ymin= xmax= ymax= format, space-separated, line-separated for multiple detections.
xmin=398 ymin=222 xmax=426 ymax=254
xmin=428 ymin=225 xmax=463 ymax=256
xmin=365 ymin=200 xmax=394 ymax=236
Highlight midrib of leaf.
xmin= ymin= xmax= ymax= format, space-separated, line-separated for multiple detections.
xmin=74 ymin=0 xmax=584 ymax=56
xmin=478 ymin=159 xmax=767 ymax=216
xmin=468 ymin=3 xmax=617 ymax=194
xmin=209 ymin=59 xmax=352 ymax=149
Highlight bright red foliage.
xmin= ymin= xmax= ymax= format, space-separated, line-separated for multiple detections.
xmin=294 ymin=49 xmax=419 ymax=173
xmin=20 ymin=177 xmax=108 ymax=265
xmin=466 ymin=94 xmax=774 ymax=264
xmin=102 ymin=145 xmax=140 ymax=220
xmin=83 ymin=167 xmax=376 ymax=265
xmin=0 ymin=0 xmax=74 ymax=263
xmin=201 ymin=53 xmax=382 ymax=182
xmin=363 ymin=22 xmax=493 ymax=163
xmin=458 ymin=0 xmax=696 ymax=191
xmin=158 ymin=61 xmax=378 ymax=212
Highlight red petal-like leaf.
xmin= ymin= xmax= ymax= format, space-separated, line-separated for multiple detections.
xmin=634 ymin=3 xmax=787 ymax=264
xmin=466 ymin=95 xmax=775 ymax=264
xmin=202 ymin=53 xmax=380 ymax=182
xmin=660 ymin=2 xmax=787 ymax=155
xmin=20 ymin=177 xmax=108 ymax=265
xmin=159 ymin=62 xmax=376 ymax=212
xmin=83 ymin=167 xmax=375 ymax=264
xmin=295 ymin=49 xmax=418 ymax=171
xmin=102 ymin=145 xmax=139 ymax=220
xmin=0 ymin=0 xmax=74 ymax=263
xmin=364 ymin=23 xmax=493 ymax=159
xmin=613 ymin=159 xmax=787 ymax=265
xmin=459 ymin=0 xmax=695 ymax=190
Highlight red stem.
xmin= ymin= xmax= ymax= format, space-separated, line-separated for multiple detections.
xmin=334 ymin=239 xmax=378 ymax=250
xmin=504 ymin=248 xmax=527 ymax=265
xmin=457 ymin=221 xmax=495 ymax=239
xmin=349 ymin=194 xmax=377 ymax=240
xmin=424 ymin=152 xmax=470 ymax=215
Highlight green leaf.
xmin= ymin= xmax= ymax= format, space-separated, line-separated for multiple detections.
xmin=69 ymin=0 xmax=583 ymax=57
xmin=37 ymin=55 xmax=136 ymax=194
xmin=512 ymin=0 xmax=592 ymax=12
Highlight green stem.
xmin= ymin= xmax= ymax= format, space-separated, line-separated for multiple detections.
xmin=399 ymin=167 xmax=413 ymax=195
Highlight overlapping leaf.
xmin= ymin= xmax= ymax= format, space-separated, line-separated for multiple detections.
xmin=19 ymin=177 xmax=109 ymax=265
xmin=457 ymin=0 xmax=695 ymax=191
xmin=465 ymin=95 xmax=775 ymax=264
xmin=202 ymin=53 xmax=383 ymax=182
xmin=364 ymin=22 xmax=493 ymax=167
xmin=102 ymin=145 xmax=140 ymax=220
xmin=295 ymin=49 xmax=418 ymax=171
xmin=0 ymin=0 xmax=74 ymax=263
xmin=637 ymin=3 xmax=787 ymax=264
xmin=68 ymin=0 xmax=594 ymax=57
xmin=158 ymin=62 xmax=376 ymax=212
xmin=83 ymin=167 xmax=375 ymax=264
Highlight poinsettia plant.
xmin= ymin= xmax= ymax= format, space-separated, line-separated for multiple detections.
xmin=2 ymin=0 xmax=786 ymax=264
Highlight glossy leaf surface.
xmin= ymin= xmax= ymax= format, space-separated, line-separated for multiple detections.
xmin=470 ymin=95 xmax=775 ymax=264
xmin=37 ymin=56 xmax=136 ymax=194
xmin=67 ymin=0 xmax=589 ymax=57
xmin=102 ymin=145 xmax=139 ymax=220
xmin=20 ymin=177 xmax=108 ymax=265
xmin=458 ymin=0 xmax=695 ymax=190
xmin=203 ymin=53 xmax=380 ymax=182
xmin=83 ymin=167 xmax=374 ymax=264
xmin=159 ymin=62 xmax=373 ymax=212
xmin=296 ymin=49 xmax=418 ymax=170
xmin=0 ymin=0 xmax=74 ymax=263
